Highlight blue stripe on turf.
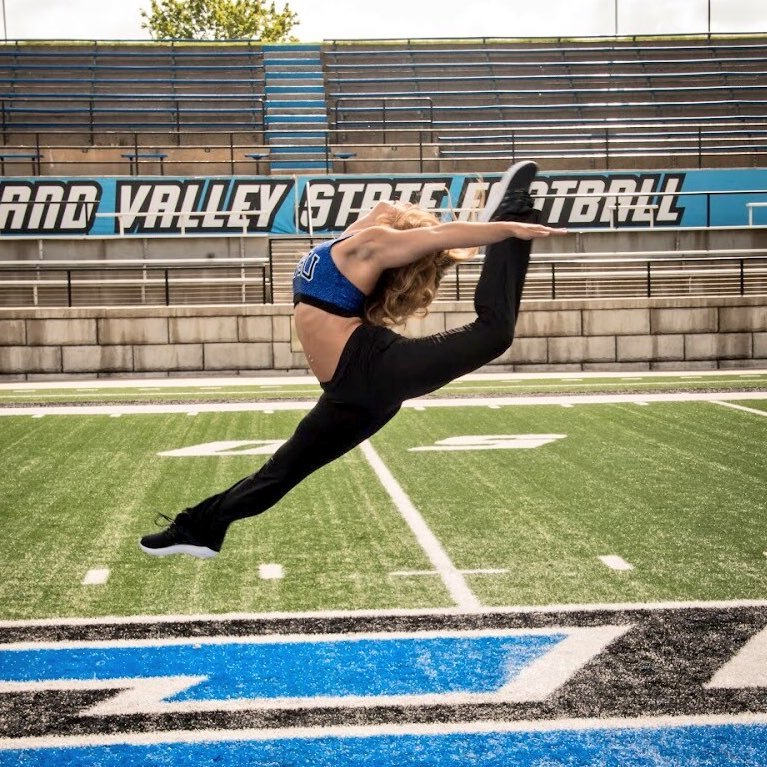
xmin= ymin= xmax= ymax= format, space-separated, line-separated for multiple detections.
xmin=3 ymin=724 xmax=766 ymax=767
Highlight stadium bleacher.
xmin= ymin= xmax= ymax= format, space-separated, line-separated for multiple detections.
xmin=0 ymin=35 xmax=764 ymax=174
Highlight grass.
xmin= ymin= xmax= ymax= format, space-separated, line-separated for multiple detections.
xmin=1 ymin=394 xmax=765 ymax=620
xmin=374 ymin=402 xmax=767 ymax=606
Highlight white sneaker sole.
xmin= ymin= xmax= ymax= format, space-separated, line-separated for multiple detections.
xmin=139 ymin=542 xmax=218 ymax=559
xmin=478 ymin=160 xmax=538 ymax=222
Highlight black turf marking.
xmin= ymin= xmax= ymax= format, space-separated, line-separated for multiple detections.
xmin=1 ymin=606 xmax=765 ymax=739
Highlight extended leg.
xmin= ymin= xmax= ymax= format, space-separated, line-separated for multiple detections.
xmin=140 ymin=395 xmax=399 ymax=557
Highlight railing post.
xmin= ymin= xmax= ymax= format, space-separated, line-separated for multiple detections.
xmin=428 ymin=99 xmax=434 ymax=143
xmin=740 ymin=258 xmax=745 ymax=295
xmin=551 ymin=262 xmax=556 ymax=299
xmin=605 ymin=129 xmax=610 ymax=170
xmin=229 ymin=132 xmax=234 ymax=175
xmin=66 ymin=270 xmax=72 ymax=307
xmin=697 ymin=127 xmax=703 ymax=169
xmin=268 ymin=243 xmax=274 ymax=303
xmin=646 ymin=261 xmax=652 ymax=297
xmin=382 ymin=99 xmax=387 ymax=145
xmin=706 ymin=194 xmax=711 ymax=228
xmin=455 ymin=264 xmax=460 ymax=300
xmin=261 ymin=265 xmax=267 ymax=304
xmin=164 ymin=269 xmax=170 ymax=306
xmin=418 ymin=130 xmax=423 ymax=173
xmin=89 ymin=98 xmax=94 ymax=146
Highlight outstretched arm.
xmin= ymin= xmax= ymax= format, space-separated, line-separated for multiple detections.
xmin=352 ymin=219 xmax=568 ymax=269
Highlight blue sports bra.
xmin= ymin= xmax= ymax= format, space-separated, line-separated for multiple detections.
xmin=292 ymin=235 xmax=367 ymax=318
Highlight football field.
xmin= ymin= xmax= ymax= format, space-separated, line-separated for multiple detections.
xmin=1 ymin=371 xmax=766 ymax=766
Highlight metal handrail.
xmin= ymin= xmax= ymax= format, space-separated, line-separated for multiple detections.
xmin=331 ymin=96 xmax=434 ymax=142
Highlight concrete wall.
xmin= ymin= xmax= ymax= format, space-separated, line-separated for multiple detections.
xmin=1 ymin=295 xmax=765 ymax=380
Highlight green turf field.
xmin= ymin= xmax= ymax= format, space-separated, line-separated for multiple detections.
xmin=1 ymin=393 xmax=764 ymax=620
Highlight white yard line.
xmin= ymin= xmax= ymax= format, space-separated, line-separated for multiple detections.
xmin=359 ymin=440 xmax=480 ymax=610
xmin=711 ymin=400 xmax=767 ymax=417
xmin=3 ymin=368 xmax=764 ymax=392
xmin=2 ymin=598 xmax=767 ymax=628
xmin=2 ymin=390 xmax=766 ymax=417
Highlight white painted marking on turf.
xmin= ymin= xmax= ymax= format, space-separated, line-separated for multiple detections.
xmin=389 ymin=570 xmax=439 ymax=577
xmin=81 ymin=569 xmax=110 ymax=586
xmin=31 ymin=414 xmax=44 ymax=419
xmin=187 ymin=411 xmax=198 ymax=417
xmin=109 ymin=413 xmax=121 ymax=418
xmin=706 ymin=625 xmax=767 ymax=689
xmin=488 ymin=405 xmax=501 ymax=409
xmin=3 ymin=598 xmax=767 ymax=628
xmin=410 ymin=435 xmax=567 ymax=452
xmin=3 ymin=713 xmax=767 ymax=751
xmin=712 ymin=400 xmax=767 ymax=417
xmin=636 ymin=402 xmax=649 ymax=406
xmin=389 ymin=568 xmax=510 ymax=577
xmin=561 ymin=403 xmax=574 ymax=408
xmin=264 ymin=409 xmax=274 ymax=414
xmin=2 ymin=390 xmax=767 ymax=417
xmin=500 ymin=625 xmax=631 ymax=701
xmin=359 ymin=440 xmax=480 ymax=610
xmin=158 ymin=440 xmax=285 ymax=457
xmin=413 ymin=405 xmax=426 ymax=411
xmin=598 ymin=555 xmax=634 ymax=571
xmin=258 ymin=563 xmax=284 ymax=580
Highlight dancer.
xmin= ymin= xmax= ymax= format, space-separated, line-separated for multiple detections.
xmin=140 ymin=160 xmax=567 ymax=558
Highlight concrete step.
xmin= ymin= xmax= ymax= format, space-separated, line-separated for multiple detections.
xmin=270 ymin=145 xmax=325 ymax=155
xmin=265 ymin=114 xmax=328 ymax=125
xmin=266 ymin=130 xmax=327 ymax=140
xmin=265 ymin=71 xmax=323 ymax=81
xmin=266 ymin=99 xmax=326 ymax=108
xmin=265 ymin=85 xmax=325 ymax=95
xmin=270 ymin=159 xmax=328 ymax=171
xmin=262 ymin=44 xmax=320 ymax=52
xmin=263 ymin=58 xmax=322 ymax=68
xmin=264 ymin=64 xmax=322 ymax=78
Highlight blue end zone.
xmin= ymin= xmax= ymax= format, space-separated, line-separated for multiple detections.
xmin=0 ymin=633 xmax=563 ymax=701
xmin=4 ymin=724 xmax=766 ymax=767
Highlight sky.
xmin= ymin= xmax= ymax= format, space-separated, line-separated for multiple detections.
xmin=3 ymin=0 xmax=767 ymax=41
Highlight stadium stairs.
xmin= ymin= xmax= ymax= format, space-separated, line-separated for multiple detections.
xmin=263 ymin=44 xmax=329 ymax=173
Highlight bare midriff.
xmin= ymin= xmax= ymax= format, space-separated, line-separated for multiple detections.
xmin=293 ymin=302 xmax=363 ymax=383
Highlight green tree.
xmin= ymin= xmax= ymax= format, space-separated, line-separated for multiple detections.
xmin=141 ymin=0 xmax=299 ymax=41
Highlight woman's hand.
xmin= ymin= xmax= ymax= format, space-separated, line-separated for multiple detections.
xmin=505 ymin=221 xmax=569 ymax=240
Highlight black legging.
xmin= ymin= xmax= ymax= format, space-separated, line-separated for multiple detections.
xmin=178 ymin=233 xmax=532 ymax=548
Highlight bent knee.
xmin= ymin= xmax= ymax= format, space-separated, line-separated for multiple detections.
xmin=476 ymin=321 xmax=515 ymax=360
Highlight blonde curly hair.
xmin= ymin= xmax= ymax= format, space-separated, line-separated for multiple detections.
xmin=364 ymin=206 xmax=470 ymax=327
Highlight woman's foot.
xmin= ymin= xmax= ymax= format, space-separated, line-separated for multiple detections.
xmin=139 ymin=512 xmax=222 ymax=559
xmin=479 ymin=160 xmax=538 ymax=222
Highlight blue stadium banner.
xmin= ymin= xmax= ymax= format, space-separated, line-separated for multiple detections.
xmin=0 ymin=169 xmax=765 ymax=236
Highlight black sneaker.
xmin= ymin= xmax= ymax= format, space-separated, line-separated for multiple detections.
xmin=139 ymin=513 xmax=220 ymax=559
xmin=479 ymin=160 xmax=539 ymax=222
